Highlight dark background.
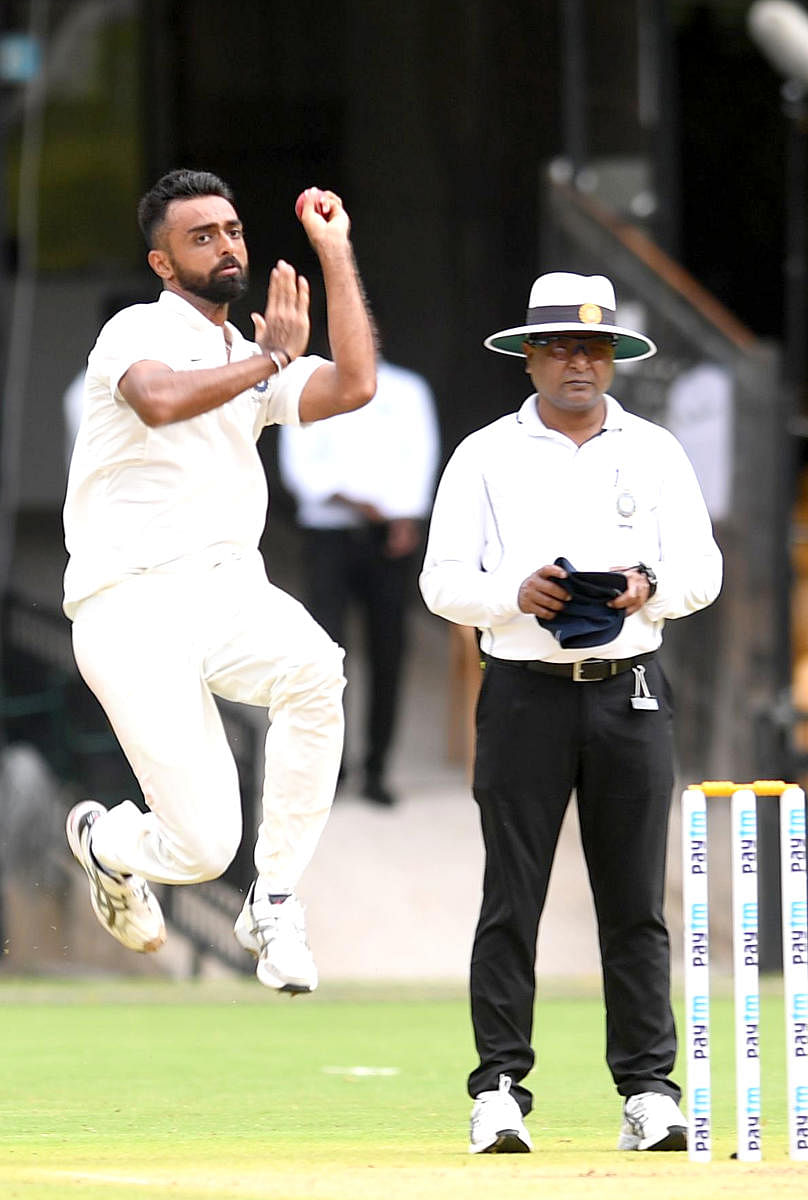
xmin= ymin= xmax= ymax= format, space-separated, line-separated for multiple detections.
xmin=1 ymin=0 xmax=796 ymax=464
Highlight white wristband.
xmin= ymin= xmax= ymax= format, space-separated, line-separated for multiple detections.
xmin=268 ymin=351 xmax=285 ymax=376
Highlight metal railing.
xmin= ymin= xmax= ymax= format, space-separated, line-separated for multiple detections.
xmin=1 ymin=590 xmax=261 ymax=973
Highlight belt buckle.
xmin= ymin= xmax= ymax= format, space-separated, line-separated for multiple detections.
xmin=572 ymin=659 xmax=608 ymax=682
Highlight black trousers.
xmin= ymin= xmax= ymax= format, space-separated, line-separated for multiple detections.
xmin=468 ymin=657 xmax=680 ymax=1115
xmin=301 ymin=526 xmax=414 ymax=779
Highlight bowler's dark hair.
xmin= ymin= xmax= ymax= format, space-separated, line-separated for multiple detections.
xmin=137 ymin=168 xmax=235 ymax=247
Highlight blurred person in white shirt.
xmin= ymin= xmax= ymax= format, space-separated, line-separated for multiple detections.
xmin=279 ymin=353 xmax=440 ymax=805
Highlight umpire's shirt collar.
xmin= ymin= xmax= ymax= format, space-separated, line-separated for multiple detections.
xmin=516 ymin=392 xmax=625 ymax=439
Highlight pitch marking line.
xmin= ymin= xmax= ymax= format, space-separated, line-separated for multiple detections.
xmin=322 ymin=1065 xmax=400 ymax=1076
xmin=28 ymin=1170 xmax=159 ymax=1186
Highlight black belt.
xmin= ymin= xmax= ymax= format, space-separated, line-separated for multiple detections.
xmin=485 ymin=651 xmax=657 ymax=683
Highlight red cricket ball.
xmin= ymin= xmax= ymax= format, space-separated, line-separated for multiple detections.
xmin=295 ymin=188 xmax=324 ymax=220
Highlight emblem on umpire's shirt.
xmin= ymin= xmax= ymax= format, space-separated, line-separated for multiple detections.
xmin=616 ymin=491 xmax=636 ymax=518
xmin=254 ymin=378 xmax=268 ymax=393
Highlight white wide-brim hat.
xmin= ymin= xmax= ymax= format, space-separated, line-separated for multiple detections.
xmin=484 ymin=272 xmax=657 ymax=362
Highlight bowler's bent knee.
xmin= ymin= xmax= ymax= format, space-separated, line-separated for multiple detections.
xmin=171 ymin=819 xmax=242 ymax=882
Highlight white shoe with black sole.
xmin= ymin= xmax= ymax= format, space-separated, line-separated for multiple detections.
xmin=617 ymin=1091 xmax=688 ymax=1151
xmin=469 ymin=1074 xmax=532 ymax=1154
xmin=234 ymin=882 xmax=318 ymax=994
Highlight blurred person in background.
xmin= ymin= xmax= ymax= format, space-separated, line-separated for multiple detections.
xmin=279 ymin=344 xmax=439 ymax=806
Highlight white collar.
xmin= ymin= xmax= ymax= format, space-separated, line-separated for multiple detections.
xmin=157 ymin=290 xmax=239 ymax=343
xmin=516 ymin=392 xmax=625 ymax=437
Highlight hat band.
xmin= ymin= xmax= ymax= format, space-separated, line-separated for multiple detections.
xmin=526 ymin=302 xmax=616 ymax=327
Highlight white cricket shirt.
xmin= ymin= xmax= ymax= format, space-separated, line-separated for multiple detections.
xmin=419 ymin=393 xmax=723 ymax=662
xmin=63 ymin=291 xmax=326 ymax=617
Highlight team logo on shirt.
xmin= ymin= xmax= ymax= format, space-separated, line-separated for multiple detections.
xmin=254 ymin=379 xmax=269 ymax=393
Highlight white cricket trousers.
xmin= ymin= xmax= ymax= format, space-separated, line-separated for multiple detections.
xmin=69 ymin=547 xmax=345 ymax=893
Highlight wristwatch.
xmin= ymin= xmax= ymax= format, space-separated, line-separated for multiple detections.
xmin=635 ymin=562 xmax=658 ymax=598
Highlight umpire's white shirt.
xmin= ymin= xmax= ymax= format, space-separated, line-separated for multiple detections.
xmin=63 ymin=291 xmax=325 ymax=617
xmin=419 ymin=393 xmax=723 ymax=662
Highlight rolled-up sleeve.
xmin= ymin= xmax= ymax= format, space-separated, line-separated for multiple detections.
xmin=264 ymin=354 xmax=330 ymax=428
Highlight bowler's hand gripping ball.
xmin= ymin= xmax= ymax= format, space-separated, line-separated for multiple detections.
xmin=295 ymin=187 xmax=326 ymax=220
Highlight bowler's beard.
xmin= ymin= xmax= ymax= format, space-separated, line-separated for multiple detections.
xmin=174 ymin=257 xmax=249 ymax=304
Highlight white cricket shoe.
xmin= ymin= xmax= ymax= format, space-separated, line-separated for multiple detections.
xmin=617 ymin=1091 xmax=688 ymax=1151
xmin=234 ymin=882 xmax=318 ymax=994
xmin=66 ymin=800 xmax=166 ymax=953
xmin=469 ymin=1074 xmax=532 ymax=1154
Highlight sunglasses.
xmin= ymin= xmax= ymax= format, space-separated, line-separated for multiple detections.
xmin=526 ymin=333 xmax=619 ymax=362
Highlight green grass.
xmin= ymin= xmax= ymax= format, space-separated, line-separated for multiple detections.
xmin=0 ymin=976 xmax=805 ymax=1199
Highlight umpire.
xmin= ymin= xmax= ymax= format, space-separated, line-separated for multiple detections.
xmin=420 ymin=272 xmax=722 ymax=1155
